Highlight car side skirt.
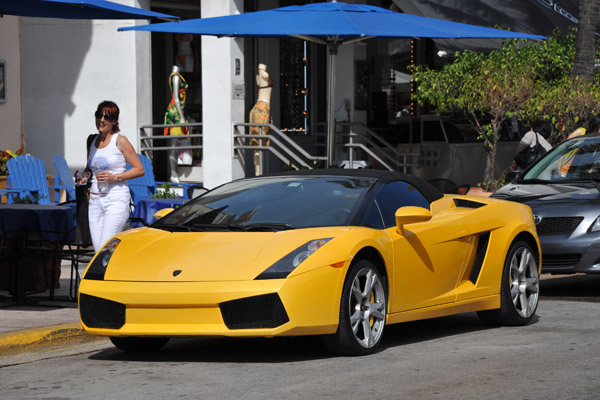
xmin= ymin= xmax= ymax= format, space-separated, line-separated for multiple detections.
xmin=386 ymin=295 xmax=499 ymax=325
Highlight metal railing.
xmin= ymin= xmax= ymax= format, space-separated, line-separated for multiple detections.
xmin=137 ymin=122 xmax=203 ymax=159
xmin=138 ymin=120 xmax=420 ymax=179
xmin=311 ymin=121 xmax=420 ymax=173
xmin=233 ymin=123 xmax=326 ymax=174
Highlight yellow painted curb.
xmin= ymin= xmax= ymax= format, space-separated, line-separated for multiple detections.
xmin=0 ymin=322 xmax=93 ymax=355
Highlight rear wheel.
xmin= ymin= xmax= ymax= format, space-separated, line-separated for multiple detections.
xmin=323 ymin=259 xmax=387 ymax=356
xmin=478 ymin=240 xmax=539 ymax=326
xmin=109 ymin=336 xmax=170 ymax=352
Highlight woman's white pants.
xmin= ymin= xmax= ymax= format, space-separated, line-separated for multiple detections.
xmin=88 ymin=191 xmax=131 ymax=252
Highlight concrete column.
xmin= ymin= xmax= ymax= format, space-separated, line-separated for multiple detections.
xmin=201 ymin=0 xmax=245 ymax=189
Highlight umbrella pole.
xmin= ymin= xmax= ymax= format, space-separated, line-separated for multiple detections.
xmin=326 ymin=42 xmax=338 ymax=168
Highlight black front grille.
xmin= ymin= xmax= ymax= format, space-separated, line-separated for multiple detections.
xmin=542 ymin=254 xmax=581 ymax=267
xmin=79 ymin=293 xmax=125 ymax=329
xmin=469 ymin=232 xmax=490 ymax=284
xmin=220 ymin=293 xmax=289 ymax=330
xmin=454 ymin=198 xmax=486 ymax=209
xmin=536 ymin=217 xmax=584 ymax=236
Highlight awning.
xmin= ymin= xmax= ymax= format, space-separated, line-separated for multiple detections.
xmin=393 ymin=0 xmax=587 ymax=53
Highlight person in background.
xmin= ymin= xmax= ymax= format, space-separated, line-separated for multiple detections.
xmin=511 ymin=120 xmax=553 ymax=172
xmin=77 ymin=100 xmax=144 ymax=252
xmin=567 ymin=115 xmax=600 ymax=140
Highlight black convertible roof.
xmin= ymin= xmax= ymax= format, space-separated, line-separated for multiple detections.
xmin=263 ymin=169 xmax=444 ymax=203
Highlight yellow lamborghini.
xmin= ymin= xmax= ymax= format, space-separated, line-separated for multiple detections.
xmin=79 ymin=170 xmax=541 ymax=356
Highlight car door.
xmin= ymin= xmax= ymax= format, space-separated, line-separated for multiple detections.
xmin=374 ymin=181 xmax=472 ymax=312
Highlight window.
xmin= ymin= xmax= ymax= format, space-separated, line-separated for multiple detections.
xmin=374 ymin=181 xmax=430 ymax=228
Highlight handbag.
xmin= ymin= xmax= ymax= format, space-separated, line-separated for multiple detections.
xmin=514 ymin=132 xmax=547 ymax=169
xmin=75 ymin=183 xmax=92 ymax=246
xmin=74 ymin=133 xmax=97 ymax=246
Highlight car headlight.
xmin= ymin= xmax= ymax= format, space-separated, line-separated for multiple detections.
xmin=84 ymin=238 xmax=120 ymax=281
xmin=255 ymin=238 xmax=332 ymax=280
xmin=590 ymin=216 xmax=600 ymax=233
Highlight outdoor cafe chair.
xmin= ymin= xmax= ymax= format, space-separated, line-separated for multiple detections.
xmin=0 ymin=154 xmax=71 ymax=205
xmin=126 ymin=154 xmax=200 ymax=209
xmin=53 ymin=154 xmax=77 ymax=202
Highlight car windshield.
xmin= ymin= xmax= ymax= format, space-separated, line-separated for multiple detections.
xmin=153 ymin=176 xmax=376 ymax=231
xmin=522 ymin=136 xmax=600 ymax=183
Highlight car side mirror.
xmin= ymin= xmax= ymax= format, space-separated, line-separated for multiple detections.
xmin=153 ymin=208 xmax=175 ymax=220
xmin=395 ymin=206 xmax=432 ymax=235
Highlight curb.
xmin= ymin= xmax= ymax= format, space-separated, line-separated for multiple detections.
xmin=0 ymin=322 xmax=100 ymax=356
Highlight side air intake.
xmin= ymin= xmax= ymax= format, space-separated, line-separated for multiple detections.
xmin=469 ymin=233 xmax=490 ymax=284
xmin=454 ymin=198 xmax=486 ymax=209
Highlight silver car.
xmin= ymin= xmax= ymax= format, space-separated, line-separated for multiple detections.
xmin=493 ymin=134 xmax=600 ymax=274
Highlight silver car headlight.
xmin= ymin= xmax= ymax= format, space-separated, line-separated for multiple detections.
xmin=590 ymin=216 xmax=600 ymax=233
xmin=255 ymin=238 xmax=332 ymax=280
xmin=84 ymin=238 xmax=120 ymax=281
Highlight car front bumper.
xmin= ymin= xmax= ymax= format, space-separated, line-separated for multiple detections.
xmin=78 ymin=265 xmax=346 ymax=338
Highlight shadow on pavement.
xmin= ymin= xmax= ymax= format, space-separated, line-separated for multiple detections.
xmin=89 ymin=312 xmax=504 ymax=363
xmin=540 ymin=274 xmax=600 ymax=301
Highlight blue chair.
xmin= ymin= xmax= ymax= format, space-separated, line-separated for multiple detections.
xmin=1 ymin=155 xmax=70 ymax=205
xmin=53 ymin=154 xmax=76 ymax=201
xmin=126 ymin=154 xmax=199 ymax=208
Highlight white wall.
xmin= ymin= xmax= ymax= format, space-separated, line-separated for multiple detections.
xmin=201 ymin=0 xmax=245 ymax=189
xmin=20 ymin=0 xmax=152 ymax=176
xmin=0 ymin=15 xmax=23 ymax=153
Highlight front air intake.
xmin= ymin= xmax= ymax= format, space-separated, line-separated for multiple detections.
xmin=220 ymin=293 xmax=289 ymax=330
xmin=79 ymin=293 xmax=125 ymax=329
xmin=536 ymin=217 xmax=583 ymax=236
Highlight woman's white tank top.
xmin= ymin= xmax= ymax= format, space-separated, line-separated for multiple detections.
xmin=88 ymin=133 xmax=129 ymax=195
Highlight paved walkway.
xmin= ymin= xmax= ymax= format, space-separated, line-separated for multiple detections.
xmin=0 ymin=262 xmax=95 ymax=357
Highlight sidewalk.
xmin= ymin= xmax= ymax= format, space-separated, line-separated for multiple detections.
xmin=0 ymin=261 xmax=101 ymax=356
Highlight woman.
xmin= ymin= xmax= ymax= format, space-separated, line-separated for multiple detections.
xmin=79 ymin=100 xmax=144 ymax=251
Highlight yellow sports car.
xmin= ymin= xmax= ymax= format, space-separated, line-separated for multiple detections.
xmin=79 ymin=170 xmax=541 ymax=356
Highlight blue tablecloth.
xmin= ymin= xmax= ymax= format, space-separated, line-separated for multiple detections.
xmin=0 ymin=204 xmax=76 ymax=304
xmin=130 ymin=198 xmax=186 ymax=227
xmin=0 ymin=204 xmax=75 ymax=241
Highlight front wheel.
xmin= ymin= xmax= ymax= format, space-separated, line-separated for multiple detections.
xmin=109 ymin=336 xmax=170 ymax=352
xmin=322 ymin=259 xmax=387 ymax=356
xmin=478 ymin=240 xmax=540 ymax=326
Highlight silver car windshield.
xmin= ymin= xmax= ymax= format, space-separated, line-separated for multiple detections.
xmin=523 ymin=137 xmax=600 ymax=182
xmin=154 ymin=176 xmax=376 ymax=230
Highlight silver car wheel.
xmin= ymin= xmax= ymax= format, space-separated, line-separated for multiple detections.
xmin=348 ymin=267 xmax=386 ymax=349
xmin=509 ymin=246 xmax=539 ymax=319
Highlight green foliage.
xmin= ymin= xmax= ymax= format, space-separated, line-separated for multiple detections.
xmin=413 ymin=28 xmax=600 ymax=191
xmin=151 ymin=183 xmax=179 ymax=199
xmin=12 ymin=193 xmax=46 ymax=204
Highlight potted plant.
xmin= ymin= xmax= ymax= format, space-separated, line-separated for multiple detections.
xmin=0 ymin=149 xmax=23 ymax=203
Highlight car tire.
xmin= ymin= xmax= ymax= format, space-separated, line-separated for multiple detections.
xmin=322 ymin=259 xmax=387 ymax=356
xmin=477 ymin=240 xmax=540 ymax=326
xmin=109 ymin=336 xmax=170 ymax=352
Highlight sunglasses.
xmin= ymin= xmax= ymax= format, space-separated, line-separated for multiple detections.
xmin=94 ymin=111 xmax=115 ymax=122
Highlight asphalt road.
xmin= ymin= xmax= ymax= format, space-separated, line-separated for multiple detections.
xmin=1 ymin=274 xmax=600 ymax=399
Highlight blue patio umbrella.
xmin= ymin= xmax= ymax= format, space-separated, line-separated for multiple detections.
xmin=119 ymin=1 xmax=544 ymax=165
xmin=0 ymin=0 xmax=178 ymax=20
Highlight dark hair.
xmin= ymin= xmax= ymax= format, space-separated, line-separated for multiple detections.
xmin=586 ymin=115 xmax=600 ymax=134
xmin=96 ymin=100 xmax=120 ymax=133
xmin=532 ymin=120 xmax=553 ymax=139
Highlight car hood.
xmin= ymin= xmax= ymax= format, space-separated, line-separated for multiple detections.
xmin=493 ymin=182 xmax=600 ymax=206
xmin=102 ymin=227 xmax=351 ymax=282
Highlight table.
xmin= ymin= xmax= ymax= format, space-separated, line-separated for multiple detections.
xmin=130 ymin=198 xmax=187 ymax=227
xmin=0 ymin=204 xmax=75 ymax=304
